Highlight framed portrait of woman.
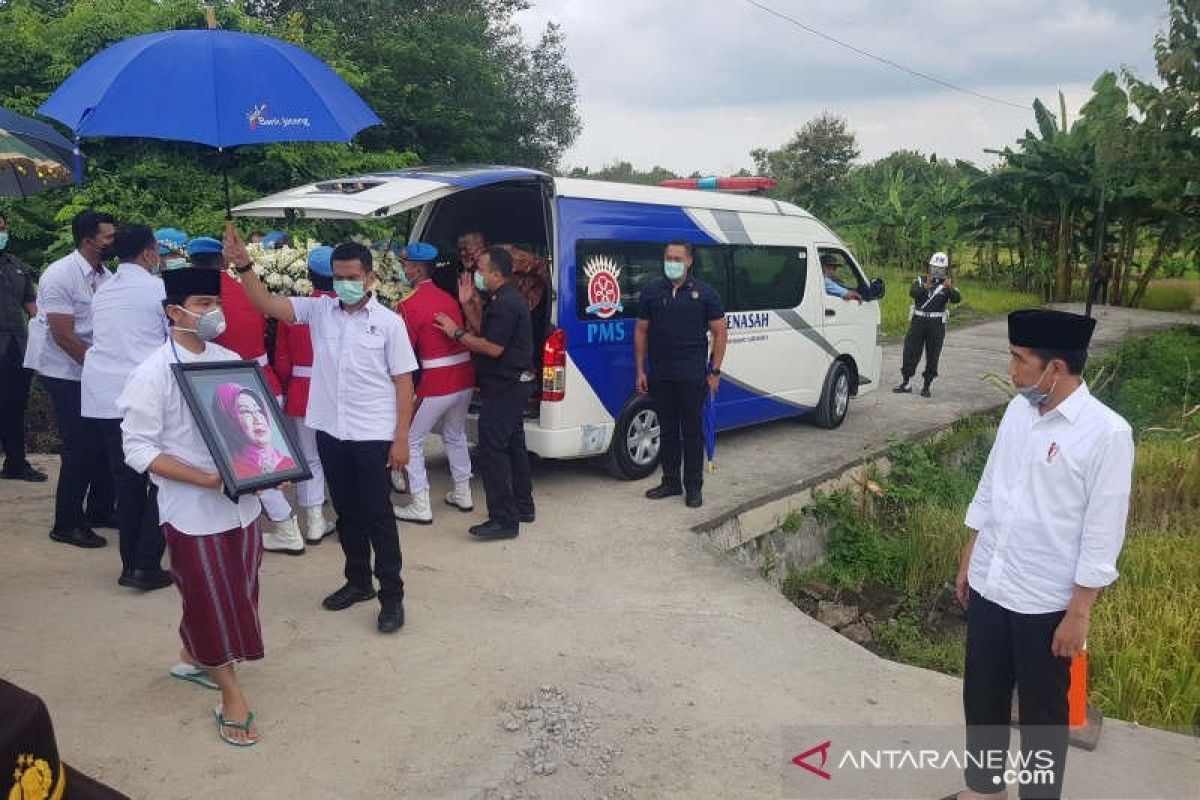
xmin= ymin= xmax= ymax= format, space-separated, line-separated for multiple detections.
xmin=171 ymin=361 xmax=311 ymax=498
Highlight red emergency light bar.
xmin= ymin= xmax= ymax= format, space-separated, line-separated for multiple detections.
xmin=658 ymin=176 xmax=778 ymax=194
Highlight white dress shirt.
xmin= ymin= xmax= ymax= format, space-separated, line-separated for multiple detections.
xmin=118 ymin=339 xmax=262 ymax=536
xmin=965 ymin=384 xmax=1134 ymax=613
xmin=24 ymin=250 xmax=112 ymax=381
xmin=290 ymin=294 xmax=417 ymax=442
xmin=81 ymin=263 xmax=167 ymax=419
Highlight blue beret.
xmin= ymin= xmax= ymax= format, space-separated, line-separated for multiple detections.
xmin=307 ymin=245 xmax=333 ymax=277
xmin=155 ymin=227 xmax=189 ymax=255
xmin=402 ymin=242 xmax=438 ymax=262
xmin=186 ymin=236 xmax=223 ymax=256
xmin=261 ymin=231 xmax=287 ymax=249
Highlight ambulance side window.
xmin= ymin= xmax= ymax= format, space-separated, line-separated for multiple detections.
xmin=728 ymin=246 xmax=807 ymax=311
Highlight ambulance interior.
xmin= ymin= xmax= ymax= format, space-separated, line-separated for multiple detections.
xmin=413 ymin=178 xmax=554 ymax=411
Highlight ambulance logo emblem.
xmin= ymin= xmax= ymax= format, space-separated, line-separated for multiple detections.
xmin=584 ymin=256 xmax=623 ymax=319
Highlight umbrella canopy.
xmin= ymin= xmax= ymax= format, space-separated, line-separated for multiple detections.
xmin=0 ymin=106 xmax=76 ymax=198
xmin=38 ymin=29 xmax=380 ymax=148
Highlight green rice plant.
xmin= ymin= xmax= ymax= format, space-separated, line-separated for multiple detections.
xmin=1088 ymin=517 xmax=1200 ymax=730
xmin=1141 ymin=280 xmax=1200 ymax=313
xmin=1129 ymin=437 xmax=1200 ymax=529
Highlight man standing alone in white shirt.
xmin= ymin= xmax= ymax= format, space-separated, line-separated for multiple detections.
xmin=24 ymin=210 xmax=117 ymax=548
xmin=948 ymin=309 xmax=1134 ymax=800
xmin=231 ymin=228 xmax=417 ymax=635
xmin=82 ymin=224 xmax=171 ymax=591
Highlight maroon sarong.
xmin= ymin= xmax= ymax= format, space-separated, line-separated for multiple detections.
xmin=164 ymin=522 xmax=264 ymax=669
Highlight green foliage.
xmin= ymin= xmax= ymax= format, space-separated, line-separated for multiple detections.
xmin=567 ymin=161 xmax=681 ymax=186
xmin=751 ymin=112 xmax=859 ymax=219
xmin=1141 ymin=281 xmax=1197 ymax=311
xmin=1088 ymin=326 xmax=1200 ymax=431
xmin=0 ymin=0 xmax=580 ymax=268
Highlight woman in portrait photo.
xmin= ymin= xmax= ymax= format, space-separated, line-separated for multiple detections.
xmin=211 ymin=383 xmax=297 ymax=479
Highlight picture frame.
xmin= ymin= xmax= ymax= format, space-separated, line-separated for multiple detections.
xmin=170 ymin=360 xmax=311 ymax=500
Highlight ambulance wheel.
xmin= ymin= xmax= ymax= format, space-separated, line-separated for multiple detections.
xmin=813 ymin=361 xmax=851 ymax=429
xmin=604 ymin=397 xmax=661 ymax=480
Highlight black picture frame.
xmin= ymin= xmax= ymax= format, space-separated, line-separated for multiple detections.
xmin=170 ymin=360 xmax=312 ymax=500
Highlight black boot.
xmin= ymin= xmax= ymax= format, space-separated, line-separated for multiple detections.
xmin=920 ymin=381 xmax=932 ymax=398
xmin=892 ymin=380 xmax=912 ymax=394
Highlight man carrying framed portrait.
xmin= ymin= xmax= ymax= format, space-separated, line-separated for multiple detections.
xmin=117 ymin=266 xmax=267 ymax=747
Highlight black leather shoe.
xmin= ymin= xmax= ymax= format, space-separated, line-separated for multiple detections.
xmin=49 ymin=527 xmax=106 ymax=548
xmin=322 ymin=583 xmax=377 ymax=611
xmin=892 ymin=383 xmax=912 ymax=394
xmin=469 ymin=519 xmax=519 ymax=540
xmin=118 ymin=567 xmax=174 ymax=591
xmin=86 ymin=514 xmax=117 ymax=530
xmin=377 ymin=603 xmax=405 ymax=633
xmin=645 ymin=483 xmax=683 ymax=500
xmin=685 ymin=491 xmax=703 ymax=508
xmin=518 ymin=511 xmax=536 ymax=524
xmin=1 ymin=465 xmax=47 ymax=482
xmin=920 ymin=385 xmax=932 ymax=398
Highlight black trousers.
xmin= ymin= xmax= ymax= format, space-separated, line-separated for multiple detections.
xmin=649 ymin=378 xmax=706 ymax=493
xmin=40 ymin=376 xmax=113 ymax=532
xmin=477 ymin=380 xmax=534 ymax=527
xmin=316 ymin=432 xmax=403 ymax=604
xmin=900 ymin=316 xmax=947 ymax=383
xmin=96 ymin=418 xmax=164 ymax=572
xmin=0 ymin=339 xmax=33 ymax=473
xmin=964 ymin=589 xmax=1070 ymax=800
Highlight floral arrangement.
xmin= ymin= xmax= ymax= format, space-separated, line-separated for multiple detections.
xmin=235 ymin=236 xmax=413 ymax=306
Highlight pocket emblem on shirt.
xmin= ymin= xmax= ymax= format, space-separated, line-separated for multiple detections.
xmin=1047 ymin=442 xmax=1059 ymax=463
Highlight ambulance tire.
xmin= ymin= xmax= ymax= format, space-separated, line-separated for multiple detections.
xmin=603 ymin=397 xmax=661 ymax=480
xmin=812 ymin=360 xmax=851 ymax=430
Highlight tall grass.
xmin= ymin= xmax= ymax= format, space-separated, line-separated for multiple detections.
xmin=873 ymin=266 xmax=1039 ymax=339
xmin=1141 ymin=279 xmax=1200 ymax=313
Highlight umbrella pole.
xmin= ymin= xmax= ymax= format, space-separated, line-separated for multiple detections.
xmin=10 ymin=162 xmax=27 ymax=200
xmin=220 ymin=148 xmax=232 ymax=220
xmin=73 ymin=136 xmax=83 ymax=186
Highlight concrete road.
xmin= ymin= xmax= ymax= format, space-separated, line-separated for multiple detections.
xmin=1 ymin=304 xmax=1195 ymax=799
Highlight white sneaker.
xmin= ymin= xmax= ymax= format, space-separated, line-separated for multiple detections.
xmin=393 ymin=489 xmax=433 ymax=525
xmin=390 ymin=469 xmax=408 ymax=494
xmin=261 ymin=515 xmax=305 ymax=555
xmin=302 ymin=504 xmax=335 ymax=543
xmin=445 ymin=480 xmax=474 ymax=512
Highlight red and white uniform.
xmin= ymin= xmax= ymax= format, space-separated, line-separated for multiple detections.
xmin=216 ymin=271 xmax=282 ymax=397
xmin=396 ymin=280 xmax=475 ymax=494
xmin=273 ymin=289 xmax=335 ymax=509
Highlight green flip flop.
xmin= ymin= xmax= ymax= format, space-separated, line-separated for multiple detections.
xmin=213 ymin=705 xmax=258 ymax=747
xmin=170 ymin=663 xmax=218 ymax=690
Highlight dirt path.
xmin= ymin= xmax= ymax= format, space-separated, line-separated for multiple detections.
xmin=1 ymin=304 xmax=1195 ymax=799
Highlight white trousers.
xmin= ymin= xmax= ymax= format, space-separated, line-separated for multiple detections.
xmin=407 ymin=388 xmax=473 ymax=494
xmin=292 ymin=418 xmax=326 ymax=508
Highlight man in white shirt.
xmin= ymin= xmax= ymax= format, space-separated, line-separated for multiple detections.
xmin=119 ymin=266 xmax=265 ymax=747
xmin=82 ymin=224 xmax=171 ymax=591
xmin=949 ymin=309 xmax=1133 ymax=800
xmin=231 ymin=228 xmax=417 ymax=635
xmin=24 ymin=211 xmax=117 ymax=549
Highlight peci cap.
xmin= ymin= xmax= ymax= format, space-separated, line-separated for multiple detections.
xmin=162 ymin=266 xmax=221 ymax=298
xmin=1008 ymin=309 xmax=1096 ymax=352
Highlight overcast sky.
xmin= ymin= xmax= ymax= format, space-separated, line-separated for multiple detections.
xmin=515 ymin=0 xmax=1166 ymax=175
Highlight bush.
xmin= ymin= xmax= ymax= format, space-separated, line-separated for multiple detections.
xmin=1140 ymin=283 xmax=1196 ymax=312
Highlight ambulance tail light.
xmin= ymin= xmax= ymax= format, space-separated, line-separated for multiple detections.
xmin=542 ymin=328 xmax=567 ymax=402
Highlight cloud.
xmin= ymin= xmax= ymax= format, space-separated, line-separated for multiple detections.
xmin=515 ymin=0 xmax=1165 ymax=172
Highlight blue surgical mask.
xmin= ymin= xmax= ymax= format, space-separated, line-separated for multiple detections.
xmin=334 ymin=279 xmax=367 ymax=305
xmin=0 ymin=232 xmax=8 ymax=251
xmin=664 ymin=260 xmax=686 ymax=281
xmin=473 ymin=270 xmax=487 ymax=292
xmin=1015 ymin=363 xmax=1056 ymax=408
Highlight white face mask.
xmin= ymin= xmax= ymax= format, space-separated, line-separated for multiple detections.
xmin=1015 ymin=362 xmax=1056 ymax=407
xmin=174 ymin=306 xmax=227 ymax=341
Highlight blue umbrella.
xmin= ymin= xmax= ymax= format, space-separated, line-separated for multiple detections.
xmin=38 ymin=29 xmax=380 ymax=212
xmin=703 ymin=388 xmax=717 ymax=472
xmin=0 ymin=106 xmax=78 ymax=197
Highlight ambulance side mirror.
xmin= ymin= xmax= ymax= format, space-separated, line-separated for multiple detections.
xmin=868 ymin=277 xmax=886 ymax=301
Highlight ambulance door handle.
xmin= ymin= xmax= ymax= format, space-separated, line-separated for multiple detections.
xmin=825 ymin=308 xmax=836 ymax=317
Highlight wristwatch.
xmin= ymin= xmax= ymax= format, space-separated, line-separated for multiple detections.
xmin=235 ymin=263 xmax=254 ymax=274
xmin=453 ymin=328 xmax=466 ymax=341
xmin=709 ymin=367 xmax=722 ymax=377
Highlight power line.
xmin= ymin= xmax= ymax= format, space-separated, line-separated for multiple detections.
xmin=743 ymin=0 xmax=1029 ymax=111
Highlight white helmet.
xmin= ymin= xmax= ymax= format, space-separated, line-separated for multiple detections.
xmin=928 ymin=252 xmax=949 ymax=269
